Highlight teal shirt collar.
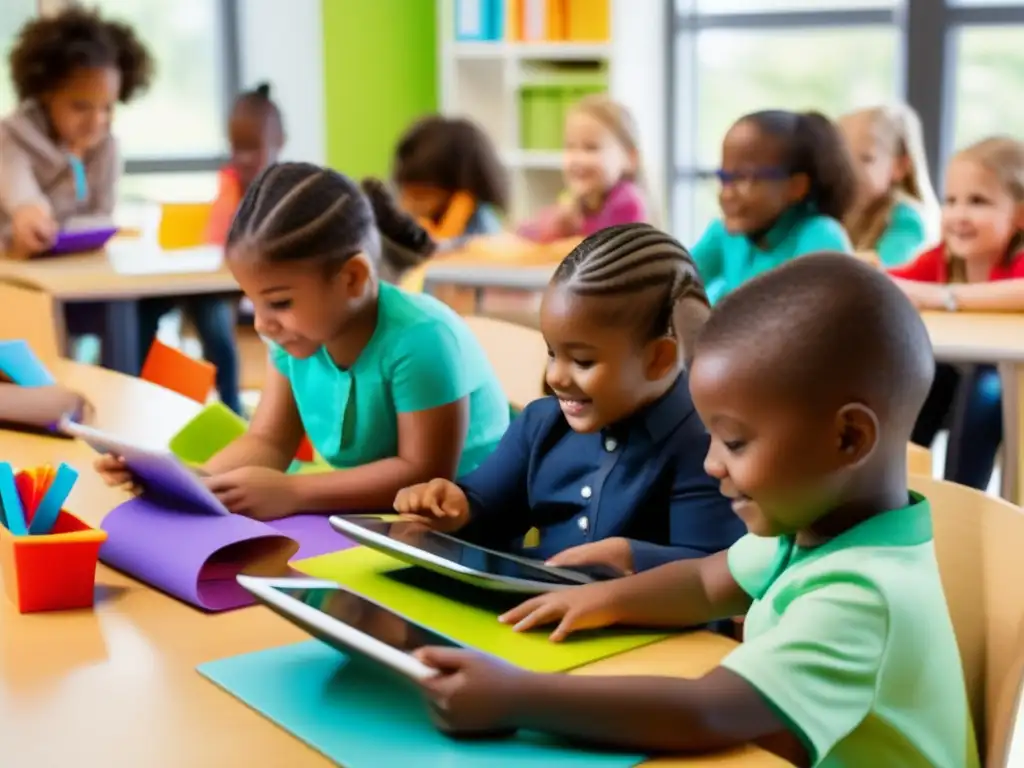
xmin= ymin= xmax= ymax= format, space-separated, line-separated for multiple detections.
xmin=747 ymin=203 xmax=812 ymax=252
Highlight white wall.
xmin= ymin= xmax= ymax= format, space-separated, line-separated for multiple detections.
xmin=609 ymin=0 xmax=669 ymax=222
xmin=237 ymin=0 xmax=326 ymax=165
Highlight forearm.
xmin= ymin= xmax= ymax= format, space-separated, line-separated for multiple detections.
xmin=952 ymin=280 xmax=1024 ymax=312
xmin=606 ymin=554 xmax=749 ymax=629
xmin=627 ymin=540 xmax=712 ymax=573
xmin=204 ymin=434 xmax=294 ymax=474
xmin=292 ymin=457 xmax=439 ymax=511
xmin=507 ymin=674 xmax=737 ymax=753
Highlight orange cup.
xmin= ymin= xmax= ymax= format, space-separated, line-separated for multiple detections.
xmin=0 ymin=510 xmax=107 ymax=613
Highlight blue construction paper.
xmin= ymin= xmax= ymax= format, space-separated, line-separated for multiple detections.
xmin=0 ymin=341 xmax=55 ymax=387
xmin=29 ymin=463 xmax=78 ymax=535
xmin=0 ymin=464 xmax=27 ymax=535
xmin=198 ymin=641 xmax=644 ymax=768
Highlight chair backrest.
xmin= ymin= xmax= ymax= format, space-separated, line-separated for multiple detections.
xmin=140 ymin=339 xmax=216 ymax=405
xmin=0 ymin=283 xmax=60 ymax=364
xmin=907 ymin=443 xmax=932 ymax=476
xmin=462 ymin=315 xmax=548 ymax=412
xmin=910 ymin=474 xmax=1024 ymax=765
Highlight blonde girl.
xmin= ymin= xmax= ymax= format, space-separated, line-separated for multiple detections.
xmin=892 ymin=136 xmax=1024 ymax=491
xmin=519 ymin=94 xmax=651 ymax=242
xmin=839 ymin=104 xmax=940 ymax=266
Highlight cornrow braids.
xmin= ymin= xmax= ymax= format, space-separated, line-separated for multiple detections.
xmin=552 ymin=223 xmax=709 ymax=341
xmin=227 ymin=162 xmax=377 ymax=267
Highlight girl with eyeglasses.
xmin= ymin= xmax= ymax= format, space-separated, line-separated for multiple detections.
xmin=691 ymin=110 xmax=857 ymax=303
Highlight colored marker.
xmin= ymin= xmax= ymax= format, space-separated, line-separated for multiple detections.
xmin=0 ymin=463 xmax=28 ymax=535
xmin=29 ymin=463 xmax=78 ymax=535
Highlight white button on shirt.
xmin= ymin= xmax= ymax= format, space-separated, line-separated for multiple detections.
xmin=578 ymin=516 xmax=589 ymax=531
xmin=604 ymin=437 xmax=618 ymax=452
xmin=581 ymin=485 xmax=593 ymax=499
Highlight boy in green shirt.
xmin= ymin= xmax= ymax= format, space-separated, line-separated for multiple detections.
xmin=414 ymin=253 xmax=978 ymax=767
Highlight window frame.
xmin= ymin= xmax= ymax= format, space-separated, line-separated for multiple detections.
xmin=667 ymin=0 xmax=1024 ymax=240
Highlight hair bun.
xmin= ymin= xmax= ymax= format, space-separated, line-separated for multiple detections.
xmin=254 ymin=82 xmax=271 ymax=99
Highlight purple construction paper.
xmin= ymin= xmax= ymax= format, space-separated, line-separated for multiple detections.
xmin=127 ymin=453 xmax=228 ymax=516
xmin=99 ymin=503 xmax=358 ymax=612
xmin=100 ymin=498 xmax=299 ymax=611
xmin=268 ymin=514 xmax=356 ymax=560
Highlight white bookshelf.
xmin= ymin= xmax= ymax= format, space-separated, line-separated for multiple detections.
xmin=437 ymin=0 xmax=667 ymax=223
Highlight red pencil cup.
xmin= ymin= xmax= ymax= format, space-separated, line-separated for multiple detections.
xmin=0 ymin=510 xmax=108 ymax=613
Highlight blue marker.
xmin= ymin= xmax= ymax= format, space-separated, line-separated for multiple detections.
xmin=0 ymin=463 xmax=28 ymax=535
xmin=29 ymin=463 xmax=78 ymax=535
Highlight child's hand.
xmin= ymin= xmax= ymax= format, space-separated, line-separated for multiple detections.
xmin=94 ymin=453 xmax=140 ymax=493
xmin=891 ymin=278 xmax=945 ymax=310
xmin=545 ymin=537 xmax=634 ymax=575
xmin=393 ymin=479 xmax=470 ymax=533
xmin=202 ymin=467 xmax=299 ymax=520
xmin=551 ymin=196 xmax=584 ymax=236
xmin=415 ymin=647 xmax=527 ymax=737
xmin=10 ymin=204 xmax=57 ymax=256
xmin=498 ymin=581 xmax=627 ymax=642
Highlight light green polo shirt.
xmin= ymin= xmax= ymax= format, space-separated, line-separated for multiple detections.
xmin=721 ymin=494 xmax=979 ymax=768
xmin=270 ymin=283 xmax=509 ymax=477
xmin=875 ymin=199 xmax=929 ymax=268
xmin=692 ymin=205 xmax=853 ymax=304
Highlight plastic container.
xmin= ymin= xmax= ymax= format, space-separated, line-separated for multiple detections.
xmin=169 ymin=402 xmax=248 ymax=465
xmin=0 ymin=510 xmax=107 ymax=613
xmin=520 ymin=84 xmax=565 ymax=150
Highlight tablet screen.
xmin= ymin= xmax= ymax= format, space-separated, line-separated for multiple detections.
xmin=340 ymin=517 xmax=591 ymax=585
xmin=271 ymin=585 xmax=460 ymax=652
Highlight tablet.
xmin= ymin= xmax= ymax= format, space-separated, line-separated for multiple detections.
xmin=329 ymin=515 xmax=621 ymax=594
xmin=61 ymin=420 xmax=225 ymax=515
xmin=47 ymin=226 xmax=119 ymax=255
xmin=238 ymin=575 xmax=461 ymax=681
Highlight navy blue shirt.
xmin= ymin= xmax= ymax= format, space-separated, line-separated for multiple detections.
xmin=457 ymin=373 xmax=743 ymax=571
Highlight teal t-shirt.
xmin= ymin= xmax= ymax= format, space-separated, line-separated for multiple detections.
xmin=721 ymin=494 xmax=979 ymax=768
xmin=692 ymin=205 xmax=852 ymax=304
xmin=874 ymin=200 xmax=929 ymax=268
xmin=270 ymin=283 xmax=509 ymax=477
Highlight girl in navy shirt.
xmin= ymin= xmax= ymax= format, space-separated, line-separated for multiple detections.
xmin=394 ymin=223 xmax=743 ymax=574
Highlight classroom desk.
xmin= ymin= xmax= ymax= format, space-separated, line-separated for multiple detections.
xmin=0 ymin=246 xmax=236 ymax=375
xmin=0 ymin=366 xmax=782 ymax=767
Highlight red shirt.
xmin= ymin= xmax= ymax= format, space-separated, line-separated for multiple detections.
xmin=889 ymin=244 xmax=1024 ymax=283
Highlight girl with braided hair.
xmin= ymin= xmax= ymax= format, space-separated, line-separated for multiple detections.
xmin=395 ymin=223 xmax=742 ymax=575
xmin=96 ymin=162 xmax=509 ymax=520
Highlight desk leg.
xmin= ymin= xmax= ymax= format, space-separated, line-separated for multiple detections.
xmin=102 ymin=300 xmax=141 ymax=374
xmin=999 ymin=362 xmax=1022 ymax=505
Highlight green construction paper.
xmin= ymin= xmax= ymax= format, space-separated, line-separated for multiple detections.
xmin=198 ymin=640 xmax=644 ymax=767
xmin=293 ymin=546 xmax=667 ymax=673
xmin=169 ymin=403 xmax=247 ymax=464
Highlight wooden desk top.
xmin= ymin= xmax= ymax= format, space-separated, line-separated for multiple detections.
xmin=0 ymin=362 xmax=780 ymax=767
xmin=920 ymin=311 xmax=1024 ymax=363
xmin=0 ymin=248 xmax=236 ymax=302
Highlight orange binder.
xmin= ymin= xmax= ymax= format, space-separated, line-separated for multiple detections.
xmin=140 ymin=339 xmax=217 ymax=406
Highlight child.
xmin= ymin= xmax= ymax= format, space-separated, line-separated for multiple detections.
xmin=518 ymin=95 xmax=649 ymax=244
xmin=890 ymin=136 xmax=1024 ymax=491
xmin=692 ymin=110 xmax=856 ymax=303
xmin=97 ymin=163 xmax=510 ymax=520
xmin=391 ymin=115 xmax=507 ymax=255
xmin=413 ymin=254 xmax=977 ymax=768
xmin=839 ymin=104 xmax=939 ymax=267
xmin=361 ymin=177 xmax=439 ymax=286
xmin=0 ymin=7 xmax=153 ymax=361
xmin=136 ymin=84 xmax=286 ymax=415
xmin=394 ymin=224 xmax=743 ymax=574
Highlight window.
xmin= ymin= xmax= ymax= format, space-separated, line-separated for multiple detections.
xmin=952 ymin=25 xmax=1024 ymax=148
xmin=0 ymin=0 xmax=38 ymax=116
xmin=670 ymin=3 xmax=898 ymax=242
xmin=89 ymin=0 xmax=238 ymax=199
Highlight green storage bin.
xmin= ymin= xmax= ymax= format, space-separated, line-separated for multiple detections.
xmin=520 ymin=84 xmax=566 ymax=151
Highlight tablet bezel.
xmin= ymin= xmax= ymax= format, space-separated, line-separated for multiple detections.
xmin=61 ymin=420 xmax=226 ymax=514
xmin=237 ymin=575 xmax=441 ymax=681
xmin=329 ymin=515 xmax=594 ymax=594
